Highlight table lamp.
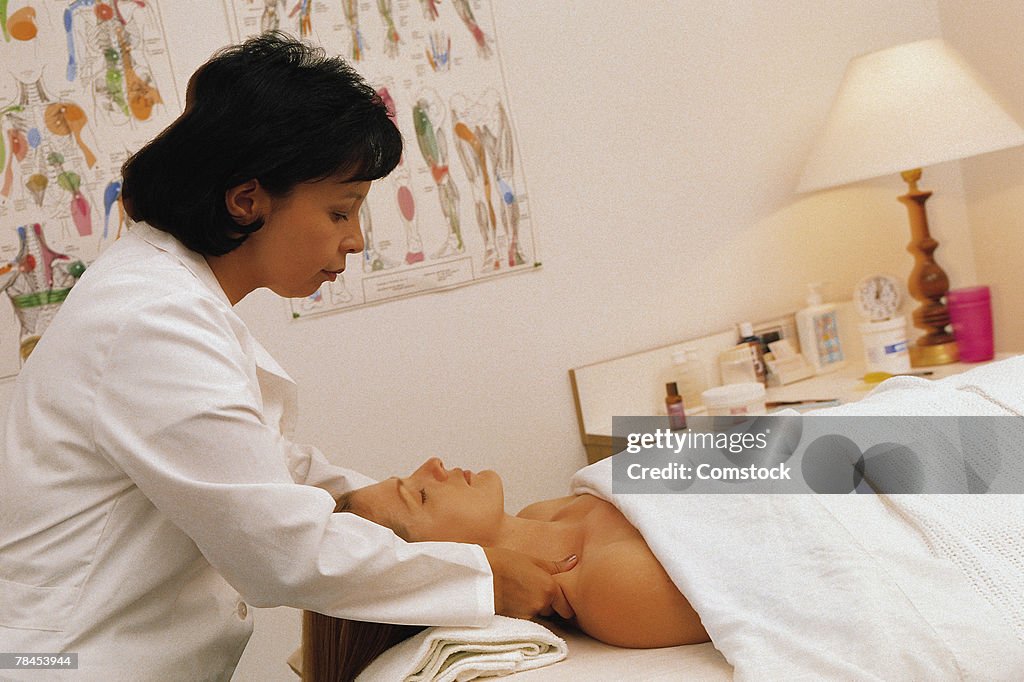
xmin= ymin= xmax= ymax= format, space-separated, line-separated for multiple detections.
xmin=797 ymin=38 xmax=1024 ymax=366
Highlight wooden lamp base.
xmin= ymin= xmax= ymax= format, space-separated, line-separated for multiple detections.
xmin=909 ymin=341 xmax=959 ymax=367
xmin=898 ymin=168 xmax=959 ymax=367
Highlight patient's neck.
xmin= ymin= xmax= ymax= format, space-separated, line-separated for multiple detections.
xmin=490 ymin=515 xmax=583 ymax=562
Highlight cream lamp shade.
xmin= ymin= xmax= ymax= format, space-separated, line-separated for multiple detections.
xmin=797 ymin=38 xmax=1024 ymax=193
xmin=798 ymin=38 xmax=1024 ymax=367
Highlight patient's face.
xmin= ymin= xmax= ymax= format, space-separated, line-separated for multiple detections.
xmin=348 ymin=457 xmax=506 ymax=545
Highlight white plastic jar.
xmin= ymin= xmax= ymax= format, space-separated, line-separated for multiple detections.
xmin=701 ymin=383 xmax=767 ymax=416
xmin=858 ymin=317 xmax=911 ymax=374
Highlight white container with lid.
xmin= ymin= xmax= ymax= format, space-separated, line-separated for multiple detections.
xmin=701 ymin=382 xmax=767 ymax=417
xmin=858 ymin=316 xmax=911 ymax=374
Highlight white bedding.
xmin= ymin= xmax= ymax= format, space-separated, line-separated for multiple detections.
xmin=355 ymin=615 xmax=567 ymax=681
xmin=571 ymin=356 xmax=1024 ymax=680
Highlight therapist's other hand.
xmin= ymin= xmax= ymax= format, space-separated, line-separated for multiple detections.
xmin=483 ymin=547 xmax=577 ymax=620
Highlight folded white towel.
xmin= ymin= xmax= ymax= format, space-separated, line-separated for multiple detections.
xmin=354 ymin=615 xmax=567 ymax=682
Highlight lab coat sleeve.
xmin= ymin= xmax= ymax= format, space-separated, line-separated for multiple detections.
xmin=91 ymin=293 xmax=494 ymax=626
xmin=283 ymin=439 xmax=377 ymax=498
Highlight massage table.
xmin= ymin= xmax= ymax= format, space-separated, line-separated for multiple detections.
xmin=309 ymin=356 xmax=1024 ymax=680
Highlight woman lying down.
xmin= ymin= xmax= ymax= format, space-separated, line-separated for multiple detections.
xmin=303 ymin=456 xmax=709 ymax=679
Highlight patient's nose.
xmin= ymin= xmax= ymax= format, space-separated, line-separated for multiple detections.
xmin=417 ymin=457 xmax=448 ymax=482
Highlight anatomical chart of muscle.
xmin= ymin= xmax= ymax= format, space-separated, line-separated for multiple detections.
xmin=0 ymin=0 xmax=181 ymax=377
xmin=224 ymin=0 xmax=539 ymax=319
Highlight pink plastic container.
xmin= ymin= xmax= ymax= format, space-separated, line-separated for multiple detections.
xmin=947 ymin=286 xmax=994 ymax=362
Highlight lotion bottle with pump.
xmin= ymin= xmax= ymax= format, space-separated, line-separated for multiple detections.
xmin=796 ymin=283 xmax=845 ymax=374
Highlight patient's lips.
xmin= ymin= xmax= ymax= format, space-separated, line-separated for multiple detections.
xmin=321 ymin=266 xmax=346 ymax=282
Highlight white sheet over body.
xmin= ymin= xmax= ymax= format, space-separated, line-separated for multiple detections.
xmin=572 ymin=356 xmax=1024 ymax=680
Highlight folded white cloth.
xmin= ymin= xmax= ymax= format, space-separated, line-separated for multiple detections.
xmin=355 ymin=615 xmax=567 ymax=682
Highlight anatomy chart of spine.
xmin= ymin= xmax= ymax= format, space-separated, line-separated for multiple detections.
xmin=0 ymin=0 xmax=180 ymax=376
xmin=224 ymin=0 xmax=538 ymax=320
xmin=0 ymin=223 xmax=86 ymax=361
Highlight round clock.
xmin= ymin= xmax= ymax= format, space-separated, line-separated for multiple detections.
xmin=854 ymin=274 xmax=901 ymax=321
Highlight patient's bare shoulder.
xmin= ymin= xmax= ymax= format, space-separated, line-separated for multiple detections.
xmin=555 ymin=498 xmax=709 ymax=648
xmin=568 ymin=540 xmax=707 ymax=648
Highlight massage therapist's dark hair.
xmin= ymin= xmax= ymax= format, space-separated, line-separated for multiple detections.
xmin=120 ymin=32 xmax=402 ymax=256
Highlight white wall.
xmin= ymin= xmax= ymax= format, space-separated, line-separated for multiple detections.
xmin=937 ymin=1 xmax=1024 ymax=355
xmin=10 ymin=2 xmax=1024 ymax=680
xmin=239 ymin=0 xmax=956 ymax=503
xmin=233 ymin=2 xmax=956 ymax=676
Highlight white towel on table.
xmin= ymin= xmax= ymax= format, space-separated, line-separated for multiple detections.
xmin=355 ymin=615 xmax=567 ymax=682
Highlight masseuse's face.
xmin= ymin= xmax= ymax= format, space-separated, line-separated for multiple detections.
xmin=243 ymin=175 xmax=369 ymax=299
xmin=350 ymin=457 xmax=505 ymax=545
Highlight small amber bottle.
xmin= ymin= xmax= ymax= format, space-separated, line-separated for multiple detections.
xmin=665 ymin=382 xmax=687 ymax=430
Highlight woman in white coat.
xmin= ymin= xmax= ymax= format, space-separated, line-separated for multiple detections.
xmin=0 ymin=33 xmax=573 ymax=681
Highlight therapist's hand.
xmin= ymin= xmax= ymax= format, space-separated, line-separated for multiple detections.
xmin=483 ymin=547 xmax=577 ymax=620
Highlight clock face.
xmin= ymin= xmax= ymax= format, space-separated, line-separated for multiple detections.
xmin=855 ymin=275 xmax=901 ymax=321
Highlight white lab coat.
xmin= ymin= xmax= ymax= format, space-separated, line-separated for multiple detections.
xmin=0 ymin=223 xmax=493 ymax=681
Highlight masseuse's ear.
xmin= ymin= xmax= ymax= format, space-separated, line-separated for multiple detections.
xmin=224 ymin=179 xmax=268 ymax=225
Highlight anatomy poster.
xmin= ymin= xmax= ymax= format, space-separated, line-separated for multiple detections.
xmin=0 ymin=0 xmax=182 ymax=378
xmin=224 ymin=0 xmax=539 ymax=319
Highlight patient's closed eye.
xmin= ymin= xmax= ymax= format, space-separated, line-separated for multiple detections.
xmin=419 ymin=489 xmax=427 ymax=504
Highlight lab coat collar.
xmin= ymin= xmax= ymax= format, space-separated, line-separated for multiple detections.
xmin=129 ymin=222 xmax=234 ymax=309
xmin=127 ymin=222 xmax=295 ymax=386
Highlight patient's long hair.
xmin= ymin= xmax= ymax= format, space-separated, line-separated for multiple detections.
xmin=302 ymin=611 xmax=424 ymax=681
xmin=304 ymin=497 xmax=423 ymax=680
